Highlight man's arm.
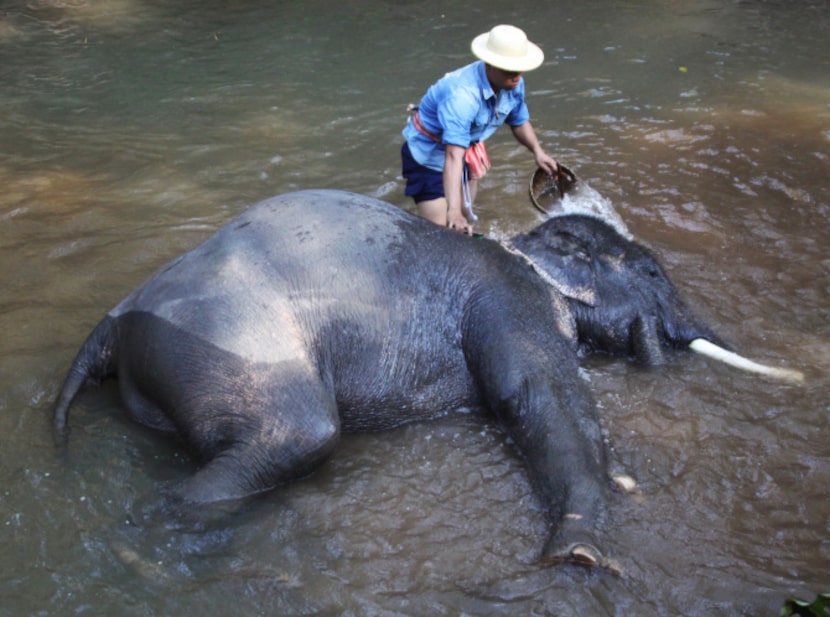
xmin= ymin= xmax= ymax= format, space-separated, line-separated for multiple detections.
xmin=443 ymin=144 xmax=473 ymax=235
xmin=511 ymin=121 xmax=558 ymax=175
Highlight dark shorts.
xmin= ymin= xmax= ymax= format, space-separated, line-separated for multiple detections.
xmin=401 ymin=142 xmax=444 ymax=203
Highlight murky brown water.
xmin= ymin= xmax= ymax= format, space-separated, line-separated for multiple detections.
xmin=1 ymin=1 xmax=828 ymax=615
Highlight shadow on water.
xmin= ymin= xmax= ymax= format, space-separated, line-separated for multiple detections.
xmin=1 ymin=0 xmax=828 ymax=615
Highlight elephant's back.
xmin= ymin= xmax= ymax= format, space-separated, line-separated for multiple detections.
xmin=116 ymin=190 xmax=422 ymax=301
xmin=236 ymin=189 xmax=435 ymax=265
xmin=228 ymin=189 xmax=452 ymax=287
xmin=107 ymin=190 xmax=462 ymax=355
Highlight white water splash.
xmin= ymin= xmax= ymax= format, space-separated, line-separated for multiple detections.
xmin=548 ymin=182 xmax=633 ymax=240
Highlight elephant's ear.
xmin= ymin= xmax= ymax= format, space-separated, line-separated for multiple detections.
xmin=516 ymin=228 xmax=598 ymax=306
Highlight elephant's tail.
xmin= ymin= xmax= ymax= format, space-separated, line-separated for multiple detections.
xmin=53 ymin=315 xmax=119 ymax=441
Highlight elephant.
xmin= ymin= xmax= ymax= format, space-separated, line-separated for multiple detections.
xmin=52 ymin=189 xmax=799 ymax=569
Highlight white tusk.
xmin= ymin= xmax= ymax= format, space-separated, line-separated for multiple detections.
xmin=689 ymin=338 xmax=804 ymax=383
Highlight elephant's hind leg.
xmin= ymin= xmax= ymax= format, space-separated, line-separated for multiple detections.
xmin=166 ymin=368 xmax=342 ymax=507
xmin=117 ymin=312 xmax=342 ymax=515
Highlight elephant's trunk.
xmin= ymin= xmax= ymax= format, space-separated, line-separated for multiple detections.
xmin=631 ymin=315 xmax=665 ymax=366
xmin=689 ymin=338 xmax=804 ymax=383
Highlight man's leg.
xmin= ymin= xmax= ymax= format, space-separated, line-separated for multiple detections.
xmin=416 ymin=197 xmax=448 ymax=226
xmin=417 ymin=177 xmax=477 ymax=228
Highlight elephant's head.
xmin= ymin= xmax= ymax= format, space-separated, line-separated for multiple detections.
xmin=509 ymin=214 xmax=725 ymax=365
xmin=508 ymin=214 xmax=803 ymax=381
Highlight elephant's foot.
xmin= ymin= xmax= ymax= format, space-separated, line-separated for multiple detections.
xmin=611 ymin=473 xmax=638 ymax=493
xmin=543 ymin=540 xmax=623 ymax=576
xmin=568 ymin=542 xmax=603 ymax=567
xmin=126 ymin=483 xmax=252 ymax=533
xmin=541 ymin=518 xmax=623 ymax=576
xmin=544 ymin=540 xmax=601 ymax=566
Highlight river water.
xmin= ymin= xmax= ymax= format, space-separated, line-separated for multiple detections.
xmin=1 ymin=1 xmax=828 ymax=615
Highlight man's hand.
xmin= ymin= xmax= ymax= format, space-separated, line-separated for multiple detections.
xmin=447 ymin=208 xmax=473 ymax=235
xmin=535 ymin=152 xmax=559 ymax=177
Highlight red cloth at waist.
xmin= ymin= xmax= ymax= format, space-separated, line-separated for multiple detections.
xmin=408 ymin=107 xmax=491 ymax=180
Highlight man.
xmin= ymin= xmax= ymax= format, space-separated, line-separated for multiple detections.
xmin=402 ymin=24 xmax=559 ymax=235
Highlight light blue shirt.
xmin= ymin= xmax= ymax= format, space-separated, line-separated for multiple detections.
xmin=403 ymin=61 xmax=531 ymax=172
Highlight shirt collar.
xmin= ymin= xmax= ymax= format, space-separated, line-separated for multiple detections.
xmin=476 ymin=61 xmax=497 ymax=101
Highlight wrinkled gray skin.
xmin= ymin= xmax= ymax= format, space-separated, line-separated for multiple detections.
xmin=53 ymin=189 xmax=723 ymax=567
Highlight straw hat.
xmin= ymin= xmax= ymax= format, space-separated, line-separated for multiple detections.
xmin=471 ymin=25 xmax=544 ymax=73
